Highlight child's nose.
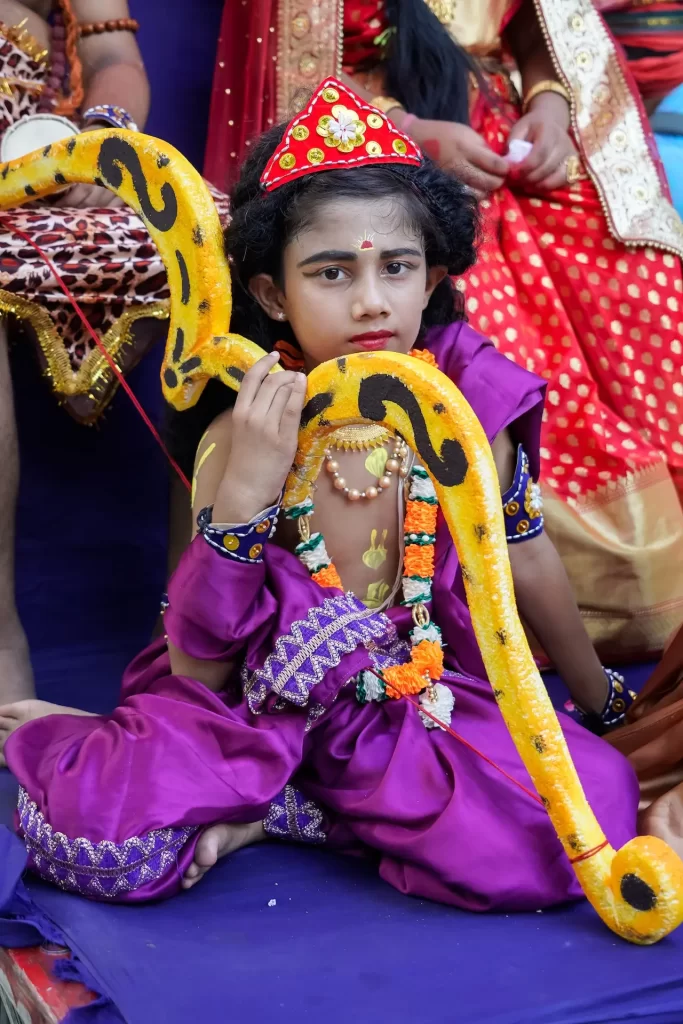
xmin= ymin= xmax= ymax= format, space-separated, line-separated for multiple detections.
xmin=352 ymin=278 xmax=389 ymax=319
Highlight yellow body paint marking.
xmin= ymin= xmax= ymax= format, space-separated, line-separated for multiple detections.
xmin=191 ymin=442 xmax=216 ymax=508
xmin=362 ymin=528 xmax=388 ymax=569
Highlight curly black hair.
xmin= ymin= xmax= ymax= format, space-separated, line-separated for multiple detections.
xmin=166 ymin=121 xmax=480 ymax=479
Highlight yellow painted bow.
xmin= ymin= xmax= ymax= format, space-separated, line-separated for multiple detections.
xmin=2 ymin=128 xmax=682 ymax=943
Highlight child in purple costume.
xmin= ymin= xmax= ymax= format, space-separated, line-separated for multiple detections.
xmin=0 ymin=111 xmax=637 ymax=907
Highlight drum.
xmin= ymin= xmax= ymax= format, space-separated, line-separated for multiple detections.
xmin=0 ymin=113 xmax=79 ymax=163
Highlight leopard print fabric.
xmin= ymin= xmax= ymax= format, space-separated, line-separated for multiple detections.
xmin=0 ymin=30 xmax=231 ymax=421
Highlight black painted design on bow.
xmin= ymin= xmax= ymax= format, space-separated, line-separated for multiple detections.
xmin=54 ymin=172 xmax=66 ymax=185
xmin=97 ymin=136 xmax=178 ymax=232
xmin=1 ymin=165 xmax=9 ymax=179
xmin=433 ymin=402 xmax=445 ymax=414
xmin=42 ymin=145 xmax=51 ymax=157
xmin=198 ymin=299 xmax=210 ymax=314
xmin=492 ymin=688 xmax=504 ymax=700
xmin=180 ymin=356 xmax=202 ymax=374
xmin=192 ymin=225 xmax=204 ymax=246
xmin=495 ymin=629 xmax=507 ymax=646
xmin=358 ymin=375 xmax=468 ymax=486
xmin=460 ymin=565 xmax=472 ymax=583
xmin=66 ymin=138 xmax=76 ymax=155
xmin=164 ymin=368 xmax=178 ymax=389
xmin=94 ymin=176 xmax=105 ymax=188
xmin=227 ymin=366 xmax=245 ymax=383
xmin=176 ymin=250 xmax=190 ymax=304
xmin=301 ymin=392 xmax=333 ymax=428
xmin=474 ymin=524 xmax=487 ymax=541
xmin=336 ymin=358 xmax=347 ymax=373
xmin=620 ymin=874 xmax=657 ymax=912
xmin=566 ymin=833 xmax=582 ymax=852
xmin=172 ymin=328 xmax=185 ymax=364
xmin=531 ymin=734 xmax=546 ymax=754
xmin=540 ymin=796 xmax=551 ymax=809
xmin=24 ymin=185 xmax=36 ymax=196
xmin=157 ymin=153 xmax=170 ymax=168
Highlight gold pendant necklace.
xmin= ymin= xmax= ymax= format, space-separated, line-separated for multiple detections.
xmin=326 ymin=423 xmax=391 ymax=452
xmin=424 ymin=0 xmax=457 ymax=25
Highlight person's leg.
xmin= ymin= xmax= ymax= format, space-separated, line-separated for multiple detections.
xmin=0 ymin=319 xmax=33 ymax=702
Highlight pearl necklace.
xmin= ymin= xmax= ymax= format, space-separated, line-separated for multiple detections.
xmin=324 ymin=430 xmax=410 ymax=502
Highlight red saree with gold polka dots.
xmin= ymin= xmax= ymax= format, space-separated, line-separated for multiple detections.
xmin=204 ymin=0 xmax=683 ymax=657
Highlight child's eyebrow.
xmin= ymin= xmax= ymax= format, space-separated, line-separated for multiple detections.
xmin=297 ymin=246 xmax=422 ymax=267
xmin=380 ymin=247 xmax=422 ymax=259
xmin=297 ymin=250 xmax=357 ymax=267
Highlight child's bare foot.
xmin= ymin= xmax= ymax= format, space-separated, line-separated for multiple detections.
xmin=0 ymin=699 xmax=94 ymax=766
xmin=182 ymin=821 xmax=266 ymax=891
xmin=639 ymin=782 xmax=683 ymax=862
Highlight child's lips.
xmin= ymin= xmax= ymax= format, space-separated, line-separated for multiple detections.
xmin=349 ymin=331 xmax=394 ymax=350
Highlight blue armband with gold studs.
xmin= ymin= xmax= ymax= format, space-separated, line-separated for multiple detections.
xmin=502 ymin=446 xmax=544 ymax=543
xmin=197 ymin=501 xmax=280 ymax=563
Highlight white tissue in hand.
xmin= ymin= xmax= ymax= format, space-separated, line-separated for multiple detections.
xmin=506 ymin=139 xmax=533 ymax=164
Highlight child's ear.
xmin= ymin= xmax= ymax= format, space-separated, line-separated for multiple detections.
xmin=248 ymin=274 xmax=287 ymax=321
xmin=423 ymin=265 xmax=448 ymax=309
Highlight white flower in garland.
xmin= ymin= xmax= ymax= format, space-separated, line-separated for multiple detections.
xmin=419 ymin=683 xmax=455 ymax=730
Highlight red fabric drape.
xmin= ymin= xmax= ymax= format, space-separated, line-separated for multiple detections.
xmin=203 ymin=0 xmax=278 ymax=193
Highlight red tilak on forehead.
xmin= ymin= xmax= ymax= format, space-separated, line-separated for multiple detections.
xmin=260 ymin=77 xmax=422 ymax=192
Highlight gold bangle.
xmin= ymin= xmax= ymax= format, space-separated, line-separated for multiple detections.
xmin=522 ymin=80 xmax=571 ymax=114
xmin=369 ymin=95 xmax=405 ymax=115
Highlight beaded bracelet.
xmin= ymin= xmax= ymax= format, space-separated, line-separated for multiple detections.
xmin=196 ymin=501 xmax=280 ymax=564
xmin=82 ymin=104 xmax=139 ymax=132
xmin=78 ymin=18 xmax=140 ymax=37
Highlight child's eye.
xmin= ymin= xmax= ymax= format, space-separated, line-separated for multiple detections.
xmin=319 ymin=267 xmax=346 ymax=281
xmin=385 ymin=262 xmax=408 ymax=276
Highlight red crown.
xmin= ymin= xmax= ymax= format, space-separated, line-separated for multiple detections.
xmin=260 ymin=78 xmax=422 ymax=192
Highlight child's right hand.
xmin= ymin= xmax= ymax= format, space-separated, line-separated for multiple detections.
xmin=212 ymin=352 xmax=307 ymax=524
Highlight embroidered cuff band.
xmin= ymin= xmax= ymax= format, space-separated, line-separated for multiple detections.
xmin=502 ymin=445 xmax=544 ymax=543
xmin=197 ymin=501 xmax=280 ymax=563
xmin=82 ymin=104 xmax=139 ymax=132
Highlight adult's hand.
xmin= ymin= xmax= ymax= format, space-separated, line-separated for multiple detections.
xmin=507 ymin=99 xmax=577 ymax=192
xmin=407 ymin=118 xmax=509 ymax=194
xmin=55 ymin=183 xmax=125 ymax=209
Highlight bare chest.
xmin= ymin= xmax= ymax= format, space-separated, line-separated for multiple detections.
xmin=277 ymin=431 xmax=412 ymax=609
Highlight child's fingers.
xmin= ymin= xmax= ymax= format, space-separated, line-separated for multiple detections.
xmin=234 ymin=351 xmax=280 ymax=410
xmin=268 ymin=378 xmax=299 ymax=426
xmin=280 ymin=374 xmax=307 ymax=436
xmin=250 ymin=370 xmax=303 ymax=419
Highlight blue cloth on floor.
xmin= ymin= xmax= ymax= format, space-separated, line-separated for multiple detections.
xmin=2 ymin=660 xmax=683 ymax=1024
xmin=2 ymin=810 xmax=683 ymax=1024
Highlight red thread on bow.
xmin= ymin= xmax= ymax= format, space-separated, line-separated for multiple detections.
xmin=366 ymin=669 xmax=545 ymax=806
xmin=568 ymin=839 xmax=609 ymax=865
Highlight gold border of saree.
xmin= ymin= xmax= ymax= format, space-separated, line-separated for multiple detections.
xmin=544 ymin=462 xmax=683 ymax=658
xmin=533 ymin=0 xmax=683 ymax=257
xmin=276 ymin=0 xmax=343 ymax=121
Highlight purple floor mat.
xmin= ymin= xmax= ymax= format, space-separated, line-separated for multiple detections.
xmin=2 ymin=661 xmax=683 ymax=1024
xmin=2 ymin=826 xmax=683 ymax=1024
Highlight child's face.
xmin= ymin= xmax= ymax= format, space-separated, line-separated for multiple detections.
xmin=250 ymin=196 xmax=446 ymax=370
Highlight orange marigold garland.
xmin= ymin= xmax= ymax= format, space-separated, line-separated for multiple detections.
xmin=285 ymin=392 xmax=454 ymax=729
